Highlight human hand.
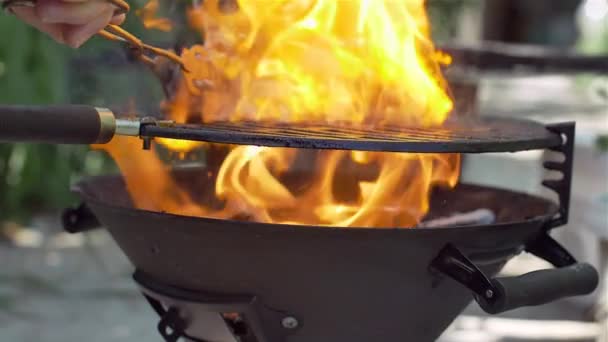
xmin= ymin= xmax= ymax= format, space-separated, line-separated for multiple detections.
xmin=10 ymin=0 xmax=126 ymax=48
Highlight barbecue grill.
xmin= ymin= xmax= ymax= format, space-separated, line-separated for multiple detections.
xmin=46 ymin=117 xmax=595 ymax=342
xmin=0 ymin=18 xmax=604 ymax=340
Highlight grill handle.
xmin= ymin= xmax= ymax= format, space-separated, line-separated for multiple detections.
xmin=432 ymin=236 xmax=599 ymax=315
xmin=478 ymin=263 xmax=598 ymax=314
xmin=0 ymin=105 xmax=117 ymax=144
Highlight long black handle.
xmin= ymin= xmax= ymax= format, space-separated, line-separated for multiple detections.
xmin=0 ymin=105 xmax=116 ymax=144
xmin=479 ymin=263 xmax=599 ymax=314
xmin=442 ymin=42 xmax=608 ymax=73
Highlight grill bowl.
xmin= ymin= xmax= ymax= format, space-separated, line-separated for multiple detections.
xmin=73 ymin=167 xmax=558 ymax=342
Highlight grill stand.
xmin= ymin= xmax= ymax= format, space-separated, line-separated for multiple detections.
xmin=133 ymin=270 xmax=295 ymax=342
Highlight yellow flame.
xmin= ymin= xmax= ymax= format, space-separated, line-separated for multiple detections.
xmin=185 ymin=0 xmax=453 ymax=126
xmin=104 ymin=0 xmax=461 ymax=228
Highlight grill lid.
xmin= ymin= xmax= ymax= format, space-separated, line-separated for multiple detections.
xmin=142 ymin=116 xmax=563 ymax=153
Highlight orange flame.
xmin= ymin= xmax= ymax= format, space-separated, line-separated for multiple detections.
xmin=137 ymin=0 xmax=173 ymax=32
xmin=102 ymin=0 xmax=461 ymax=228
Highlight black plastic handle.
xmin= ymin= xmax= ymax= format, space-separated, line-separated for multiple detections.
xmin=0 ymin=105 xmax=115 ymax=144
xmin=478 ymin=263 xmax=599 ymax=314
xmin=431 ymin=239 xmax=599 ymax=315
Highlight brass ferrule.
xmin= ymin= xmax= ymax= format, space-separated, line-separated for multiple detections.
xmin=95 ymin=108 xmax=117 ymax=144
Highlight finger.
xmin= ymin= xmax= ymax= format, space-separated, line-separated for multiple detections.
xmin=36 ymin=0 xmax=110 ymax=25
xmin=60 ymin=0 xmax=127 ymax=20
xmin=11 ymin=7 xmax=66 ymax=43
xmin=62 ymin=0 xmax=127 ymax=13
xmin=62 ymin=7 xmax=113 ymax=48
xmin=110 ymin=13 xmax=126 ymax=25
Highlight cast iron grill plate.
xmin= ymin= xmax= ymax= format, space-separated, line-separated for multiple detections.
xmin=142 ymin=116 xmax=562 ymax=153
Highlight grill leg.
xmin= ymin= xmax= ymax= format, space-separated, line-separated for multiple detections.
xmin=597 ymin=240 xmax=608 ymax=342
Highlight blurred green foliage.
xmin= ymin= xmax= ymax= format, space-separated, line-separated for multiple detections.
xmin=0 ymin=16 xmax=67 ymax=104
xmin=0 ymin=2 xmax=173 ymax=224
xmin=428 ymin=0 xmax=479 ymax=41
xmin=597 ymin=135 xmax=608 ymax=152
xmin=0 ymin=15 xmax=117 ymax=223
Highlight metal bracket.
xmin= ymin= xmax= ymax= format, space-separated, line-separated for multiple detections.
xmin=542 ymin=122 xmax=575 ymax=229
xmin=157 ymin=306 xmax=189 ymax=342
xmin=138 ymin=118 xmax=175 ymax=150
xmin=525 ymin=232 xmax=577 ymax=267
xmin=140 ymin=117 xmax=158 ymax=150
xmin=133 ymin=270 xmax=294 ymax=342
xmin=62 ymin=202 xmax=102 ymax=233
xmin=430 ymin=244 xmax=499 ymax=307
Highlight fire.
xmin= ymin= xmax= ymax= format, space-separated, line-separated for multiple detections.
xmin=100 ymin=0 xmax=461 ymax=228
xmin=137 ymin=0 xmax=173 ymax=32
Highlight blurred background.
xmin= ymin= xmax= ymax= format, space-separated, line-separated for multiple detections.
xmin=0 ymin=0 xmax=607 ymax=341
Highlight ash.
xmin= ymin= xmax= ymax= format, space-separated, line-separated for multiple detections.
xmin=418 ymin=208 xmax=496 ymax=228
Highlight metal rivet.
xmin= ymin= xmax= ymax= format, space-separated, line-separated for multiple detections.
xmin=281 ymin=317 xmax=299 ymax=329
xmin=485 ymin=289 xmax=494 ymax=298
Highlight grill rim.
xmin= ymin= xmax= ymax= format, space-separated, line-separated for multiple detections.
xmin=71 ymin=173 xmax=559 ymax=233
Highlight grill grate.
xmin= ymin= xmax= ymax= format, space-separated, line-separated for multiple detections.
xmin=141 ymin=116 xmax=563 ymax=153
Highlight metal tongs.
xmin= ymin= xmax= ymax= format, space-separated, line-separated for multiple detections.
xmin=0 ymin=1 xmax=192 ymax=149
xmin=1 ymin=0 xmax=185 ymax=69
